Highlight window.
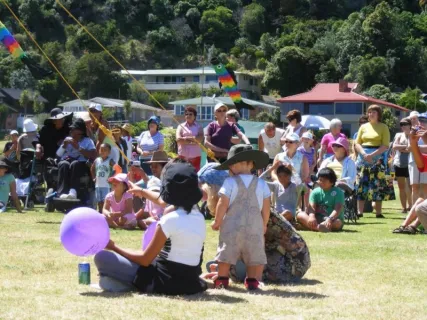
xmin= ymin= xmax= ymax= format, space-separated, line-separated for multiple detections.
xmin=249 ymin=79 xmax=253 ymax=86
xmin=205 ymin=75 xmax=218 ymax=83
xmin=193 ymin=76 xmax=200 ymax=83
xmin=342 ymin=123 xmax=352 ymax=137
xmin=335 ymin=102 xmax=363 ymax=115
xmin=240 ymin=108 xmax=249 ymax=120
xmin=308 ymin=104 xmax=334 ymax=115
xmin=174 ymin=105 xmax=185 ymax=115
xmin=164 ymin=76 xmax=171 ymax=83
xmin=243 ymin=75 xmax=249 ymax=81
xmin=197 ymin=105 xmax=213 ymax=120
xmin=395 ymin=110 xmax=401 ymax=117
xmin=254 ymin=79 xmax=258 ymax=85
xmin=280 ymin=103 xmax=304 ymax=115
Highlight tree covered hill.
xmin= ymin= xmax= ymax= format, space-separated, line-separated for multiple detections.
xmin=0 ymin=0 xmax=426 ymax=110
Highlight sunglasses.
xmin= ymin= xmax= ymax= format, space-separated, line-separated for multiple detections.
xmin=285 ymin=140 xmax=296 ymax=144
xmin=400 ymin=123 xmax=410 ymax=127
xmin=216 ymin=109 xmax=227 ymax=113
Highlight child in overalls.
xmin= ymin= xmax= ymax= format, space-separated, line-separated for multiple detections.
xmin=211 ymin=144 xmax=270 ymax=290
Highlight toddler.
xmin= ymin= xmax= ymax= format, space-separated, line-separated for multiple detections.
xmin=91 ymin=143 xmax=115 ymax=212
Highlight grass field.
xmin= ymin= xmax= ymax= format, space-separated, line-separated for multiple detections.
xmin=1 ymin=140 xmax=427 ymax=319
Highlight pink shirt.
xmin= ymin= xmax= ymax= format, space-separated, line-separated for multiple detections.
xmin=144 ymin=200 xmax=164 ymax=219
xmin=106 ymin=191 xmax=135 ymax=225
xmin=321 ymin=132 xmax=346 ymax=154
xmin=177 ymin=121 xmax=202 ymax=159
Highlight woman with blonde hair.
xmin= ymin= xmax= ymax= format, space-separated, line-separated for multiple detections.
xmin=354 ymin=105 xmax=395 ymax=218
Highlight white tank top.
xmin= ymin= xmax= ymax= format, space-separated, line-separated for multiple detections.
xmin=261 ymin=129 xmax=284 ymax=159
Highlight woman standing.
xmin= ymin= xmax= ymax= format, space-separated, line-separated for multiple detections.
xmin=176 ymin=107 xmax=204 ymax=171
xmin=318 ymin=119 xmax=346 ymax=163
xmin=283 ymin=110 xmax=306 ymax=138
xmin=355 ymin=105 xmax=394 ymax=218
xmin=137 ymin=116 xmax=164 ymax=175
xmin=205 ymin=103 xmax=250 ymax=163
xmin=392 ymin=118 xmax=412 ymax=213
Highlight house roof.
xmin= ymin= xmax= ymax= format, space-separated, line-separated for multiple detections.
xmin=121 ymin=67 xmax=253 ymax=77
xmin=169 ymin=96 xmax=278 ymax=110
xmin=0 ymin=91 xmax=5 ymax=98
xmin=0 ymin=88 xmax=48 ymax=103
xmin=277 ymin=83 xmax=409 ymax=112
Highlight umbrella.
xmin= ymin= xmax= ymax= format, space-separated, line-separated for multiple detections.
xmin=301 ymin=115 xmax=331 ymax=130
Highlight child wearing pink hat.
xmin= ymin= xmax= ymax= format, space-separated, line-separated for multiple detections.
xmin=103 ymin=173 xmax=136 ymax=229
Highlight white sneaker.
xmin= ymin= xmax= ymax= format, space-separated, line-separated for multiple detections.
xmin=59 ymin=194 xmax=69 ymax=199
xmin=67 ymin=193 xmax=77 ymax=200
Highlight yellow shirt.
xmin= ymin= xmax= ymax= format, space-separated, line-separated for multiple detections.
xmin=327 ymin=159 xmax=343 ymax=179
xmin=356 ymin=122 xmax=390 ymax=147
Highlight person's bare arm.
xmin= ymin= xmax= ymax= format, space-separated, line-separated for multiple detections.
xmin=261 ymin=197 xmax=270 ymax=233
xmin=106 ymin=224 xmax=168 ymax=267
xmin=318 ymin=145 xmax=326 ymax=164
xmin=128 ymin=185 xmax=168 ymax=208
xmin=237 ymin=131 xmax=250 ymax=144
xmin=301 ymin=156 xmax=309 ymax=183
xmin=158 ymin=144 xmax=164 ymax=151
xmin=10 ymin=180 xmax=22 ymax=213
xmin=124 ymin=198 xmax=133 ymax=214
xmin=271 ymin=155 xmax=280 ymax=181
xmin=258 ymin=135 xmax=264 ymax=152
xmin=90 ymin=162 xmax=96 ymax=180
xmin=102 ymin=199 xmax=112 ymax=215
xmin=211 ymin=195 xmax=230 ymax=230
xmin=80 ymin=148 xmax=97 ymax=161
xmin=204 ymin=135 xmax=228 ymax=153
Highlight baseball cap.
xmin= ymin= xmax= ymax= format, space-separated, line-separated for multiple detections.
xmin=214 ymin=102 xmax=228 ymax=112
xmin=302 ymin=132 xmax=313 ymax=140
xmin=285 ymin=133 xmax=300 ymax=142
xmin=89 ymin=103 xmax=102 ymax=112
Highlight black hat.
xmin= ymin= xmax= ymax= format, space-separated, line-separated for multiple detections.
xmin=0 ymin=160 xmax=10 ymax=170
xmin=45 ymin=108 xmax=73 ymax=125
xmin=215 ymin=144 xmax=269 ymax=170
xmin=70 ymin=118 xmax=87 ymax=135
xmin=160 ymin=162 xmax=202 ymax=208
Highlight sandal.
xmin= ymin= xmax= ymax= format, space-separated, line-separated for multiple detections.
xmin=403 ymin=225 xmax=418 ymax=235
xmin=392 ymin=226 xmax=406 ymax=234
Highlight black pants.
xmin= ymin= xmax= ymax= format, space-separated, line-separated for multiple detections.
xmin=57 ymin=160 xmax=88 ymax=195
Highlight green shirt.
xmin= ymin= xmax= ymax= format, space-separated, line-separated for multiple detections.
xmin=0 ymin=174 xmax=14 ymax=204
xmin=236 ymin=123 xmax=245 ymax=134
xmin=309 ymin=186 xmax=345 ymax=222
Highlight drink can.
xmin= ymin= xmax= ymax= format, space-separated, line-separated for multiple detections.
xmin=78 ymin=262 xmax=91 ymax=285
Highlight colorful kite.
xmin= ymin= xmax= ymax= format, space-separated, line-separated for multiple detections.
xmin=0 ymin=21 xmax=52 ymax=79
xmin=211 ymin=57 xmax=253 ymax=113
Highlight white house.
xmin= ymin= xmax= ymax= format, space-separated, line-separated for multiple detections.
xmin=121 ymin=67 xmax=262 ymax=100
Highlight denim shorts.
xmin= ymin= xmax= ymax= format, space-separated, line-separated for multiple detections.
xmin=95 ymin=187 xmax=110 ymax=202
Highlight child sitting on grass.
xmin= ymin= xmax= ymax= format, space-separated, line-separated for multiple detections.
xmin=296 ymin=168 xmax=344 ymax=232
xmin=135 ymin=177 xmax=165 ymax=229
xmin=91 ymin=143 xmax=115 ymax=213
xmin=260 ymin=162 xmax=298 ymax=222
xmin=0 ymin=160 xmax=22 ymax=213
xmin=103 ymin=173 xmax=136 ymax=229
xmin=211 ymin=144 xmax=270 ymax=290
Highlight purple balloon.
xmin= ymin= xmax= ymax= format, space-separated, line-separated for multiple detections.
xmin=60 ymin=207 xmax=110 ymax=257
xmin=142 ymin=221 xmax=157 ymax=250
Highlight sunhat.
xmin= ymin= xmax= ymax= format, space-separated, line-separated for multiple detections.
xmin=146 ymin=151 xmax=169 ymax=164
xmin=301 ymin=132 xmax=313 ymax=140
xmin=9 ymin=130 xmax=18 ymax=136
xmin=410 ymin=111 xmax=420 ymax=118
xmin=160 ymin=162 xmax=202 ymax=208
xmin=80 ymin=112 xmax=92 ymax=122
xmin=48 ymin=108 xmax=72 ymax=120
xmin=23 ymin=119 xmax=38 ymax=133
xmin=122 ymin=123 xmax=133 ymax=134
xmin=215 ymin=144 xmax=269 ymax=171
xmin=89 ymin=103 xmax=102 ymax=112
xmin=148 ymin=116 xmax=160 ymax=126
xmin=284 ymin=133 xmax=300 ymax=143
xmin=108 ymin=173 xmax=130 ymax=186
xmin=331 ymin=137 xmax=349 ymax=154
xmin=214 ymin=102 xmax=228 ymax=112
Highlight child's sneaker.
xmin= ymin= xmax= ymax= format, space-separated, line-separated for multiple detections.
xmin=244 ymin=278 xmax=260 ymax=291
xmin=214 ymin=277 xmax=229 ymax=289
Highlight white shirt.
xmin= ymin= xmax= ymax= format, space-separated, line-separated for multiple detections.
xmin=158 ymin=207 xmax=206 ymax=266
xmin=94 ymin=157 xmax=112 ymax=188
xmin=219 ymin=175 xmax=271 ymax=209
xmin=260 ymin=128 xmax=284 ymax=159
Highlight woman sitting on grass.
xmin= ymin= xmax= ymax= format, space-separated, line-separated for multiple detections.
xmin=0 ymin=160 xmax=22 ymax=213
xmin=297 ymin=168 xmax=344 ymax=232
xmin=94 ymin=162 xmax=207 ymax=295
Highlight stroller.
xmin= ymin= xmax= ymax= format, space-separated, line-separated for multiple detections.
xmin=15 ymin=149 xmax=46 ymax=209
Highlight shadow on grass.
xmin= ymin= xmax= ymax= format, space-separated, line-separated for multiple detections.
xmin=36 ymin=221 xmax=61 ymax=225
xmin=80 ymin=291 xmax=134 ymax=298
xmin=353 ymin=222 xmax=384 ymax=225
xmin=339 ymin=229 xmax=359 ymax=233
xmin=293 ymin=278 xmax=323 ymax=286
xmin=226 ymin=286 xmax=327 ymax=299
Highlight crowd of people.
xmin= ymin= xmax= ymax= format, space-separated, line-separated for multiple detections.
xmin=2 ymin=102 xmax=427 ymax=294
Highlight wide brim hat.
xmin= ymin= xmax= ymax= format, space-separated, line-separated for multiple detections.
xmin=23 ymin=119 xmax=38 ymax=133
xmin=215 ymin=144 xmax=270 ymax=170
xmin=331 ymin=137 xmax=349 ymax=154
xmin=160 ymin=162 xmax=202 ymax=208
xmin=122 ymin=123 xmax=133 ymax=134
xmin=48 ymin=108 xmax=72 ymax=120
xmin=146 ymin=151 xmax=169 ymax=164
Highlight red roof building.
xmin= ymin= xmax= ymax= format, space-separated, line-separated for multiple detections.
xmin=277 ymin=81 xmax=409 ymax=136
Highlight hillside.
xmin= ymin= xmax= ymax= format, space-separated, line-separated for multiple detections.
xmin=0 ymin=0 xmax=426 ymax=110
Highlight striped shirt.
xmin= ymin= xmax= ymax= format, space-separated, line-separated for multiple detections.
xmin=138 ymin=131 xmax=164 ymax=160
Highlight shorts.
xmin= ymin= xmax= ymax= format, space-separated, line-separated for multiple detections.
xmin=95 ymin=187 xmax=110 ymax=202
xmin=394 ymin=166 xmax=409 ymax=178
xmin=408 ymin=163 xmax=427 ymax=185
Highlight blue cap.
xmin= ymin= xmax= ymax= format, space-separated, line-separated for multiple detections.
xmin=198 ymin=163 xmax=229 ymax=186
xmin=148 ymin=116 xmax=160 ymax=125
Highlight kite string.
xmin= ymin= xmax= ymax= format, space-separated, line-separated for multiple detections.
xmin=55 ymin=0 xmax=218 ymax=163
xmin=0 ymin=0 xmax=130 ymax=163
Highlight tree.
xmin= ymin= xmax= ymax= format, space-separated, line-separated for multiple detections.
xmin=345 ymin=56 xmax=391 ymax=90
xmin=9 ymin=69 xmax=36 ymax=90
xmin=177 ymin=84 xmax=202 ymax=99
xmin=263 ymin=46 xmax=312 ymax=96
xmin=19 ymin=90 xmax=31 ymax=116
xmin=32 ymin=91 xmax=45 ymax=114
xmin=123 ymin=100 xmax=132 ymax=119
xmin=253 ymin=111 xmax=274 ymax=122
xmin=129 ymin=81 xmax=149 ymax=103
xmin=397 ymin=87 xmax=426 ymax=112
xmin=199 ymin=6 xmax=237 ymax=50
xmin=364 ymin=84 xmax=397 ymax=103
xmin=240 ymin=3 xmax=266 ymax=43
xmin=149 ymin=92 xmax=170 ymax=109
xmin=381 ymin=107 xmax=398 ymax=135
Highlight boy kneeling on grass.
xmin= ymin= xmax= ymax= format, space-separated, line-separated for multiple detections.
xmin=296 ymin=168 xmax=344 ymax=232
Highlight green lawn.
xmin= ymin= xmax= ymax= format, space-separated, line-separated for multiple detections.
xmin=1 ymin=139 xmax=427 ymax=319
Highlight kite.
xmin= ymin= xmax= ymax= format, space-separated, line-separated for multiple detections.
xmin=0 ymin=20 xmax=52 ymax=79
xmin=211 ymin=57 xmax=254 ymax=114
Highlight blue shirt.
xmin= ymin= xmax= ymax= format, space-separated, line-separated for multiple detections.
xmin=60 ymin=137 xmax=96 ymax=162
